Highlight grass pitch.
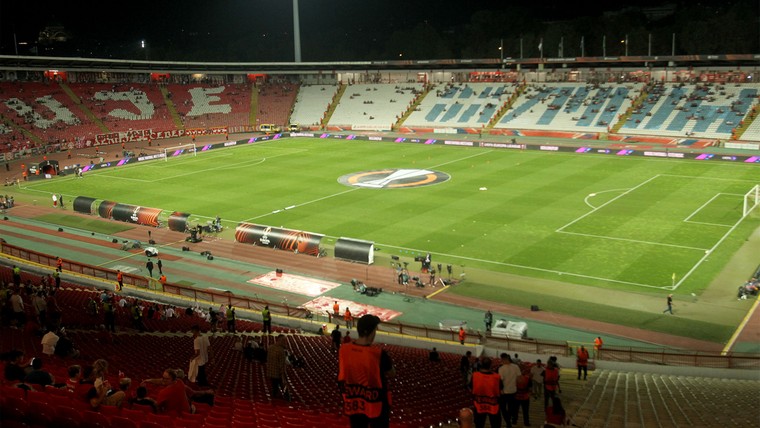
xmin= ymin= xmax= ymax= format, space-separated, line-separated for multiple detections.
xmin=14 ymin=137 xmax=760 ymax=343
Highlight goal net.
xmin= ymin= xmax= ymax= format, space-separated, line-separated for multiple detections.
xmin=743 ymin=184 xmax=760 ymax=218
xmin=163 ymin=143 xmax=197 ymax=162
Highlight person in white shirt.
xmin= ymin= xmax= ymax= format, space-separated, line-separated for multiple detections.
xmin=191 ymin=325 xmax=211 ymax=387
xmin=41 ymin=329 xmax=60 ymax=356
xmin=498 ymin=353 xmax=521 ymax=428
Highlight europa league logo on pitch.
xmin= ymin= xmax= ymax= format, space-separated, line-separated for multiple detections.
xmin=339 ymin=169 xmax=450 ymax=189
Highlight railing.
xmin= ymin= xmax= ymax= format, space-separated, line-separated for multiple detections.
xmin=2 ymin=241 xmax=759 ymax=369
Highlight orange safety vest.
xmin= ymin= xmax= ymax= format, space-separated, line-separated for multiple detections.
xmin=594 ymin=337 xmax=603 ymax=350
xmin=471 ymin=371 xmax=500 ymax=414
xmin=544 ymin=367 xmax=560 ymax=391
xmin=338 ymin=343 xmax=386 ymax=418
xmin=577 ymin=348 xmax=589 ymax=366
xmin=344 ymin=309 xmax=352 ymax=322
xmin=459 ymin=328 xmax=466 ymax=342
xmin=117 ymin=272 xmax=123 ymax=282
xmin=515 ymin=373 xmax=531 ymax=400
xmin=333 ymin=303 xmax=340 ymax=315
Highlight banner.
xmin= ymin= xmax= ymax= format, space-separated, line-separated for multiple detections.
xmin=111 ymin=204 xmax=162 ymax=227
xmin=235 ymin=223 xmax=323 ymax=256
xmin=73 ymin=196 xmax=96 ymax=214
xmin=168 ymin=211 xmax=191 ymax=232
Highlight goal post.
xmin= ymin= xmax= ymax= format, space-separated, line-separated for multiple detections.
xmin=163 ymin=143 xmax=197 ymax=162
xmin=743 ymin=184 xmax=760 ymax=218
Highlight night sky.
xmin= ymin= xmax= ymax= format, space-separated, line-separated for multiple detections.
xmin=0 ymin=0 xmax=752 ymax=61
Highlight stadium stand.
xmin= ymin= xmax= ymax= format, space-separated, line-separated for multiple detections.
xmin=69 ymin=82 xmax=178 ymax=133
xmin=0 ymin=81 xmax=103 ymax=147
xmin=1 ymin=261 xmax=758 ymax=428
xmin=404 ymin=82 xmax=516 ymax=129
xmin=328 ymin=83 xmax=424 ymax=131
xmin=621 ymin=82 xmax=760 ymax=139
xmin=289 ymin=84 xmax=340 ymax=129
xmin=494 ymin=82 xmax=644 ymax=132
xmin=255 ymin=81 xmax=299 ymax=129
xmin=166 ymin=83 xmax=253 ymax=130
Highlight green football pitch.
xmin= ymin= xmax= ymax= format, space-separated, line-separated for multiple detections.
xmin=14 ymin=137 xmax=760 ymax=343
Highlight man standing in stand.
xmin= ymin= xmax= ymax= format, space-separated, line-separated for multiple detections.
xmin=191 ymin=325 xmax=211 ymax=387
xmin=576 ymin=345 xmax=589 ymax=380
xmin=338 ymin=314 xmax=395 ymax=428
xmin=471 ymin=357 xmax=501 ymax=428
xmin=262 ymin=305 xmax=272 ymax=334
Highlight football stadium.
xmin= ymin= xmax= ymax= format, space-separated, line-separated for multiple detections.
xmin=0 ymin=1 xmax=759 ymax=427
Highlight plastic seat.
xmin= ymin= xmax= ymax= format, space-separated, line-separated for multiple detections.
xmin=120 ymin=408 xmax=147 ymax=422
xmin=2 ymin=396 xmax=30 ymax=421
xmin=111 ymin=416 xmax=139 ymax=428
xmin=81 ymin=410 xmax=113 ymax=428
xmin=0 ymin=385 xmax=26 ymax=400
xmin=143 ymin=413 xmax=172 ymax=425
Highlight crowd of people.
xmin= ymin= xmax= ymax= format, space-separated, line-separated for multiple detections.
xmin=2 ymin=262 xmax=596 ymax=427
xmin=459 ymin=349 xmax=572 ymax=428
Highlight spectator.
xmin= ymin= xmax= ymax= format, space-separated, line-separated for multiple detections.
xmin=530 ymin=359 xmax=545 ymax=399
xmin=429 ymin=347 xmax=441 ymax=362
xmin=66 ymin=365 xmax=82 ymax=391
xmin=266 ymin=334 xmax=290 ymax=400
xmin=41 ymin=328 xmax=59 ymax=356
xmin=24 ymin=357 xmax=57 ymax=388
xmin=54 ymin=328 xmax=81 ymax=358
xmin=460 ymin=350 xmax=473 ymax=389
xmin=142 ymin=369 xmax=194 ymax=415
xmin=331 ymin=325 xmax=342 ymax=351
xmin=545 ymin=396 xmax=570 ymax=427
xmin=2 ymin=349 xmax=30 ymax=384
xmin=190 ymin=325 xmax=211 ymax=387
xmin=130 ymin=385 xmax=159 ymax=413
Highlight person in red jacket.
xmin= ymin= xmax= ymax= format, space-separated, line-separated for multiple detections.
xmin=542 ymin=358 xmax=560 ymax=408
xmin=513 ymin=369 xmax=532 ymax=426
xmin=577 ymin=345 xmax=590 ymax=380
xmin=459 ymin=326 xmax=467 ymax=345
xmin=471 ymin=357 xmax=501 ymax=428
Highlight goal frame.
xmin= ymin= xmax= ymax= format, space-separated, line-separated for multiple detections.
xmin=163 ymin=143 xmax=197 ymax=162
xmin=743 ymin=184 xmax=760 ymax=217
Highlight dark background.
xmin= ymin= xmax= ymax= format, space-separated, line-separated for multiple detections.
xmin=0 ymin=0 xmax=756 ymax=61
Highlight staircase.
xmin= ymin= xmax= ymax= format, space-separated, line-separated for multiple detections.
xmin=249 ymin=84 xmax=259 ymax=128
xmin=159 ymin=85 xmax=184 ymax=129
xmin=732 ymin=103 xmax=758 ymax=140
xmin=320 ymin=83 xmax=346 ymax=129
xmin=485 ymin=82 xmax=527 ymax=130
xmin=610 ymin=87 xmax=649 ymax=134
xmin=393 ymin=84 xmax=432 ymax=130
xmin=0 ymin=115 xmax=44 ymax=145
xmin=60 ymin=83 xmax=109 ymax=133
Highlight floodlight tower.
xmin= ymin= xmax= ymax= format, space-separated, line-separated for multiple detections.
xmin=293 ymin=0 xmax=302 ymax=62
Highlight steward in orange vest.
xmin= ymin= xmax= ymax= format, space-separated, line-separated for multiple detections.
xmin=542 ymin=359 xmax=560 ymax=408
xmin=338 ymin=314 xmax=395 ymax=427
xmin=471 ymin=357 xmax=501 ymax=427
